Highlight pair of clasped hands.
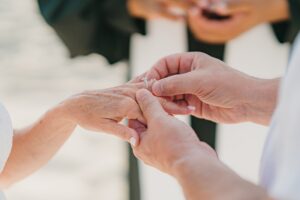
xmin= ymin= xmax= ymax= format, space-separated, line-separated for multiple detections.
xmin=64 ymin=53 xmax=277 ymax=178
xmin=128 ymin=0 xmax=289 ymax=43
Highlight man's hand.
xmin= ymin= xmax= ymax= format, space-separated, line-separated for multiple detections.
xmin=127 ymin=0 xmax=192 ymax=20
xmin=187 ymin=0 xmax=289 ymax=43
xmin=130 ymin=89 xmax=270 ymax=200
xmin=146 ymin=52 xmax=279 ymax=125
xmin=129 ymin=89 xmax=216 ymax=175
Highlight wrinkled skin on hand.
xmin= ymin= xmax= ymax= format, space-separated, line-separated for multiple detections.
xmin=61 ymin=82 xmax=191 ymax=145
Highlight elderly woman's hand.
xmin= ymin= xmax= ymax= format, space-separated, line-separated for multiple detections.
xmin=59 ymin=83 xmax=147 ymax=145
xmin=0 ymin=82 xmax=188 ymax=187
xmin=60 ymin=82 xmax=189 ymax=146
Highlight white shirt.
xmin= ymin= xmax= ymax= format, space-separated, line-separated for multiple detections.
xmin=260 ymin=33 xmax=300 ymax=199
xmin=0 ymin=103 xmax=13 ymax=200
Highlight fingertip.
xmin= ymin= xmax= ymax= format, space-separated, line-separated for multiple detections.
xmin=129 ymin=137 xmax=138 ymax=147
xmin=127 ymin=128 xmax=139 ymax=147
xmin=152 ymin=81 xmax=162 ymax=96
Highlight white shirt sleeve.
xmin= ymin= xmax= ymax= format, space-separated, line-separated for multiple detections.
xmin=0 ymin=103 xmax=13 ymax=173
xmin=260 ymin=33 xmax=300 ymax=199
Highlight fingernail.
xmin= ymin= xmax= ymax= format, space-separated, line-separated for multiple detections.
xmin=129 ymin=137 xmax=137 ymax=147
xmin=187 ymin=106 xmax=196 ymax=111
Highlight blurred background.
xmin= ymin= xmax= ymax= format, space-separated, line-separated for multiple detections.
xmin=0 ymin=0 xmax=290 ymax=199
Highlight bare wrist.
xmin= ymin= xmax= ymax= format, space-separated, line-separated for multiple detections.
xmin=50 ymin=100 xmax=78 ymax=127
xmin=245 ymin=78 xmax=280 ymax=125
xmin=172 ymin=150 xmax=270 ymax=200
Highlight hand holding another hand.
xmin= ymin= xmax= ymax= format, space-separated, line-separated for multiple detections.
xmin=60 ymin=83 xmax=147 ymax=145
xmin=60 ymin=82 xmax=189 ymax=146
xmin=146 ymin=52 xmax=279 ymax=125
xmin=130 ymin=89 xmax=216 ymax=174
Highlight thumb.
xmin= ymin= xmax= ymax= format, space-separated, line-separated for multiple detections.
xmin=136 ymin=89 xmax=168 ymax=122
xmin=152 ymin=72 xmax=197 ymax=97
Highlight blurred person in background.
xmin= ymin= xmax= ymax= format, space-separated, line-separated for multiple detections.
xmin=0 ymin=82 xmax=187 ymax=200
xmin=187 ymin=0 xmax=299 ymax=44
xmin=131 ymin=29 xmax=300 ymax=199
xmin=36 ymin=0 xmax=299 ymax=198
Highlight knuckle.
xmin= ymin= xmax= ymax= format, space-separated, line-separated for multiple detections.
xmin=120 ymin=96 xmax=135 ymax=108
xmin=127 ymin=104 xmax=142 ymax=119
xmin=138 ymin=93 xmax=152 ymax=107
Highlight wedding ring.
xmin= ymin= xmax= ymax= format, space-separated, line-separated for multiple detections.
xmin=142 ymin=77 xmax=149 ymax=89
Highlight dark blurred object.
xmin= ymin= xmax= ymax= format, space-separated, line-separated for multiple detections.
xmin=38 ymin=0 xmax=146 ymax=64
xmin=272 ymin=0 xmax=300 ymax=43
xmin=38 ymin=0 xmax=300 ymax=65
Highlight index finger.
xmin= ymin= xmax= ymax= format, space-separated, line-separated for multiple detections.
xmin=146 ymin=52 xmax=197 ymax=80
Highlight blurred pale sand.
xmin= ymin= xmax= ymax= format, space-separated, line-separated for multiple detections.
xmin=0 ymin=0 xmax=289 ymax=200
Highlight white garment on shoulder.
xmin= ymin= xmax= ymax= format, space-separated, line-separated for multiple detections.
xmin=260 ymin=33 xmax=300 ymax=200
xmin=0 ymin=102 xmax=13 ymax=200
